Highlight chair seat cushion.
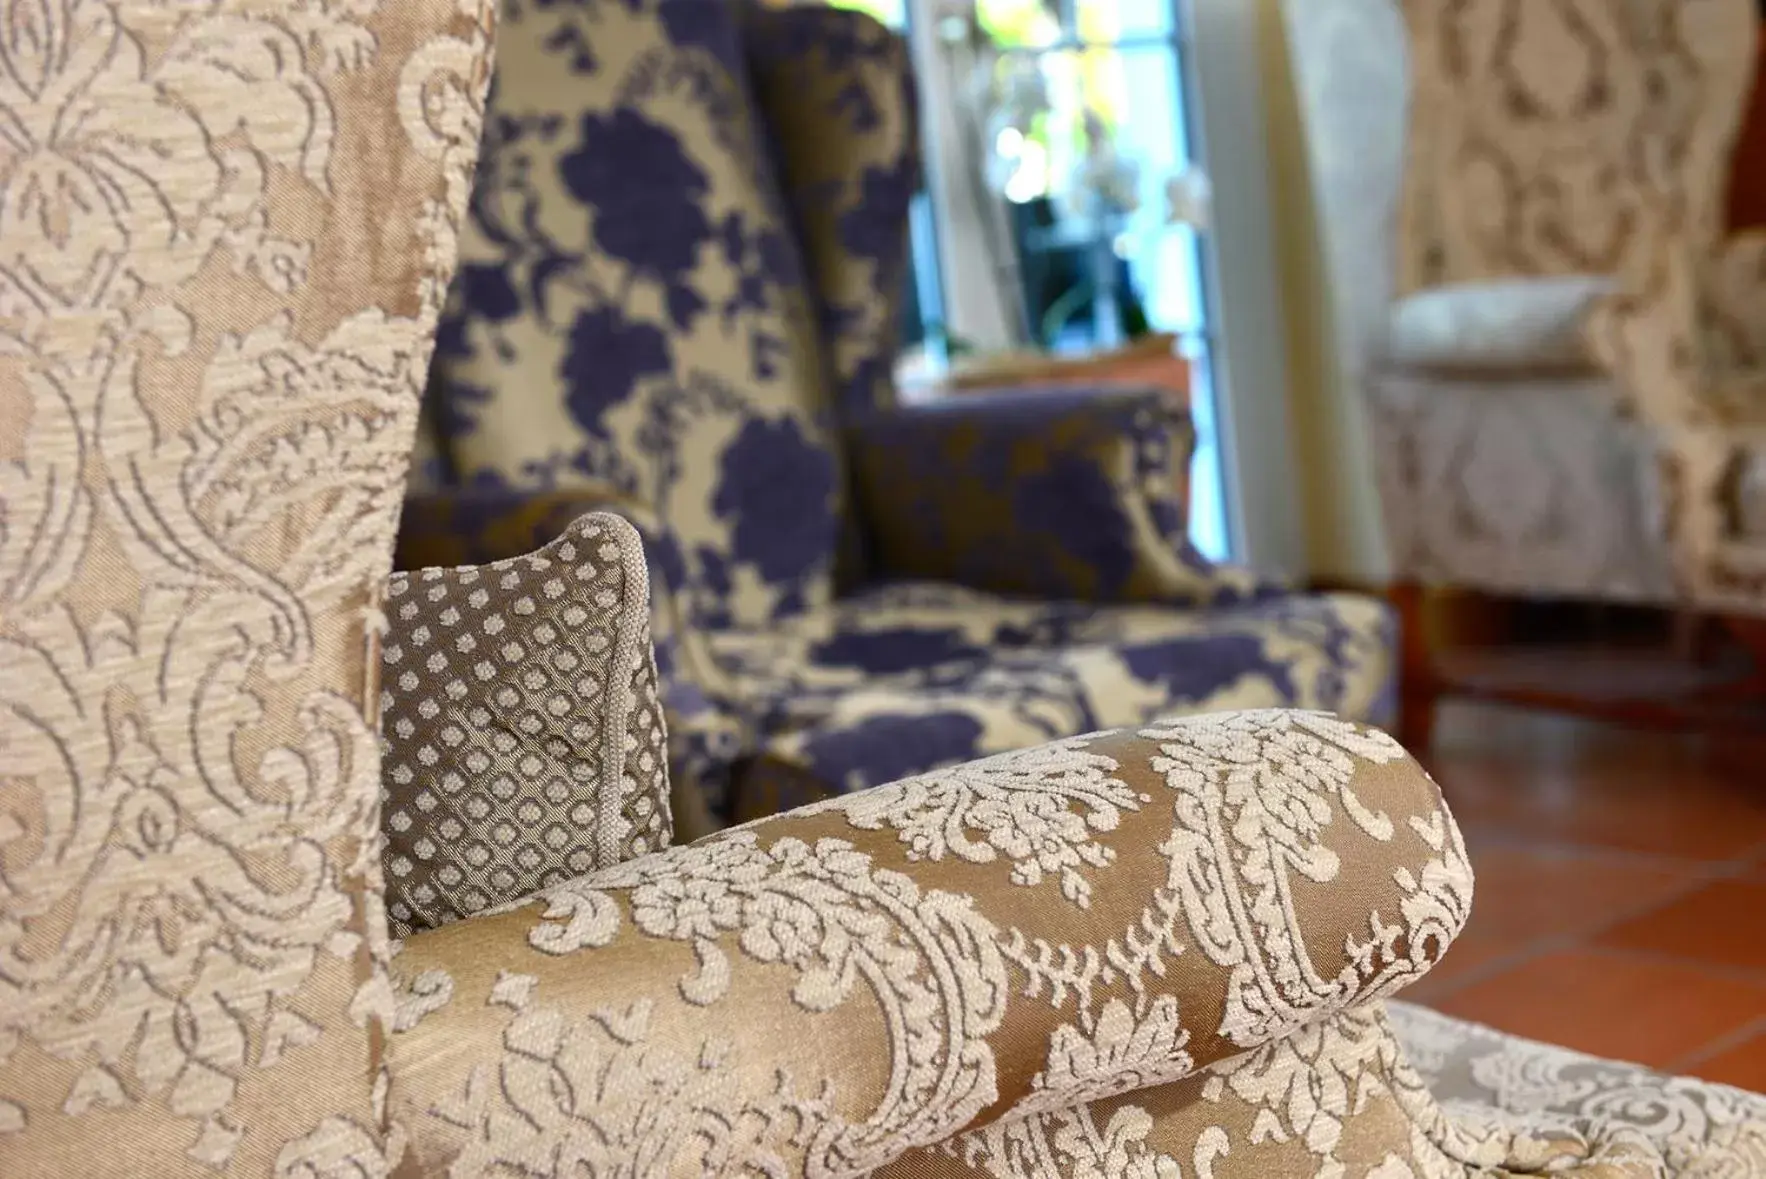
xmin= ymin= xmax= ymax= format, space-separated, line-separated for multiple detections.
xmin=1384 ymin=276 xmax=1613 ymax=374
xmin=710 ymin=583 xmax=1395 ymax=813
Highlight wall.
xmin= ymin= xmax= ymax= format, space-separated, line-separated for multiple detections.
xmin=1251 ymin=0 xmax=1393 ymax=587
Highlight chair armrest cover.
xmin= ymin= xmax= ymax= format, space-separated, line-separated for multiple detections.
xmin=1703 ymin=230 xmax=1766 ymax=382
xmin=847 ymin=386 xmax=1267 ymax=604
xmin=396 ymin=488 xmax=744 ymax=835
xmin=1584 ymin=209 xmax=1766 ymax=610
xmin=387 ymin=709 xmax=1472 ymax=1175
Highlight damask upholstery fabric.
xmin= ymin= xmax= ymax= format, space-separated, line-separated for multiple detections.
xmin=1289 ymin=0 xmax=1760 ymax=604
xmin=429 ymin=0 xmax=843 ymax=633
xmin=386 ymin=710 xmax=1474 ymax=1176
xmin=1395 ymin=0 xmax=1751 ymax=298
xmin=848 ymin=388 xmax=1266 ymax=605
xmin=715 ymin=585 xmax=1396 ymax=816
xmin=883 ymin=1001 xmax=1766 ymax=1177
xmin=381 ymin=514 xmax=670 ymax=938
xmin=1369 ymin=374 xmax=1678 ymax=603
xmin=1384 ymin=277 xmax=1613 ymax=374
xmin=0 ymin=0 xmax=493 ymax=1172
xmin=1388 ymin=1002 xmax=1766 ymax=1174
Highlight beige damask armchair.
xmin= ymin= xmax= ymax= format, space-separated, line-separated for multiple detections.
xmin=1286 ymin=0 xmax=1766 ymax=743
xmin=1 ymin=2 xmax=1763 ymax=1177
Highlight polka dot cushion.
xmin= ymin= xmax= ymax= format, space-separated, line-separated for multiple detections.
xmin=381 ymin=512 xmax=670 ymax=936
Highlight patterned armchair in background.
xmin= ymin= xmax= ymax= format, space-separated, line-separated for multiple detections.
xmin=4 ymin=4 xmax=1763 ymax=1174
xmin=401 ymin=0 xmax=1400 ymax=834
xmin=1285 ymin=0 xmax=1764 ymax=744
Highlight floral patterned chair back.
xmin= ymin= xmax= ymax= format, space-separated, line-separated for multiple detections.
xmin=1396 ymin=0 xmax=1751 ymax=297
xmin=425 ymin=0 xmax=888 ymax=633
xmin=0 ymin=0 xmax=493 ymax=1172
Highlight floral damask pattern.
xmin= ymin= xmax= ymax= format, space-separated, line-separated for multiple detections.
xmin=1293 ymin=0 xmax=1763 ymax=610
xmin=428 ymin=0 xmax=839 ymax=633
xmin=386 ymin=710 xmax=1473 ymax=1177
xmin=742 ymin=1 xmax=920 ymax=417
xmin=409 ymin=0 xmax=1401 ymax=824
xmin=0 ymin=0 xmax=493 ymax=1172
xmin=1395 ymin=0 xmax=1750 ymax=295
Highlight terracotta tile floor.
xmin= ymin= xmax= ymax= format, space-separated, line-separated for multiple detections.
xmin=1409 ymin=701 xmax=1766 ymax=1093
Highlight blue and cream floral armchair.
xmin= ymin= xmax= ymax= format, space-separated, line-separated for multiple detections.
xmin=398 ymin=0 xmax=1397 ymax=832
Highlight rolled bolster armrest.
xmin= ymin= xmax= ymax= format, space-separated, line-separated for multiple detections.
xmin=387 ymin=709 xmax=1472 ymax=1176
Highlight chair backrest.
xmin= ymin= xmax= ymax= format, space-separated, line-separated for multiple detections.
xmin=744 ymin=5 xmax=921 ymax=417
xmin=0 ymin=1 xmax=492 ymax=1170
xmin=1395 ymin=0 xmax=1757 ymax=295
xmin=427 ymin=0 xmax=868 ymax=633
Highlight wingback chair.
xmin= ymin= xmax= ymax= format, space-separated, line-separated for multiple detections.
xmin=398 ymin=0 xmax=1399 ymax=835
xmin=1285 ymin=0 xmax=1766 ymax=744
xmin=5 ymin=4 xmax=1766 ymax=1176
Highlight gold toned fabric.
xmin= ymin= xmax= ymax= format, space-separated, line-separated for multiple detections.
xmin=882 ymin=1002 xmax=1766 ymax=1177
xmin=382 ymin=514 xmax=670 ymax=938
xmin=1389 ymin=1002 xmax=1766 ymax=1175
xmin=1585 ymin=202 xmax=1766 ymax=612
xmin=0 ymin=0 xmax=494 ymax=1172
xmin=387 ymin=710 xmax=1472 ymax=1176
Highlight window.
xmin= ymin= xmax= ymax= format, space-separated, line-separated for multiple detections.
xmin=828 ymin=0 xmax=1232 ymax=561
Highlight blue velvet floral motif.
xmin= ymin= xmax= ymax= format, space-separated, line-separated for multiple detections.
xmin=427 ymin=0 xmax=840 ymax=632
xmin=409 ymin=2 xmax=1402 ymax=826
xmin=743 ymin=4 xmax=919 ymax=415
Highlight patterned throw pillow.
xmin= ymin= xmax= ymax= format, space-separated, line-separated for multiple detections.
xmin=381 ymin=513 xmax=670 ymax=937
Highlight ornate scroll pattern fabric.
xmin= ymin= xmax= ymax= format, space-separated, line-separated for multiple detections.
xmin=879 ymin=1001 xmax=1766 ymax=1177
xmin=386 ymin=710 xmax=1472 ymax=1177
xmin=0 ymin=0 xmax=493 ymax=1172
xmin=1395 ymin=0 xmax=1755 ymax=297
xmin=428 ymin=0 xmax=842 ymax=634
xmin=1367 ymin=372 xmax=1677 ymax=603
xmin=1389 ymin=1002 xmax=1766 ymax=1176
xmin=1582 ymin=199 xmax=1766 ymax=612
xmin=382 ymin=514 xmax=669 ymax=938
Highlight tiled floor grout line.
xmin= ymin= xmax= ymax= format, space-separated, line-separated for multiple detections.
xmin=1412 ymin=854 xmax=1759 ymax=1004
xmin=1572 ymin=943 xmax=1766 ymax=988
xmin=1666 ymin=1012 xmax=1766 ymax=1076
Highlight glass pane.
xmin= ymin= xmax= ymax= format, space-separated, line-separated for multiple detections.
xmin=976 ymin=0 xmax=1063 ymax=48
xmin=1075 ymin=0 xmax=1177 ymax=45
xmin=825 ymin=0 xmax=907 ymax=29
xmin=1185 ymin=344 xmax=1232 ymax=561
xmin=986 ymin=46 xmax=1203 ymax=351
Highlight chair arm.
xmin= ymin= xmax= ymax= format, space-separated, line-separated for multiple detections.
xmin=395 ymin=487 xmax=745 ymax=836
xmin=848 ymin=385 xmax=1267 ymax=604
xmin=1702 ymin=230 xmax=1766 ymax=383
xmin=387 ymin=710 xmax=1472 ymax=1175
xmin=1584 ymin=212 xmax=1766 ymax=609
